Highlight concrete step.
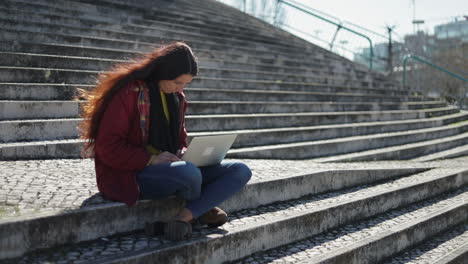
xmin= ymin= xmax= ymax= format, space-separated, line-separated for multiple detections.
xmin=313 ymin=130 xmax=468 ymax=162
xmin=412 ymin=145 xmax=468 ymax=162
xmin=0 ymin=118 xmax=80 ymax=142
xmin=383 ymin=223 xmax=468 ymax=264
xmin=0 ymin=52 xmax=393 ymax=90
xmin=0 ymin=54 xmax=398 ymax=91
xmin=2 ymin=0 xmax=142 ymax=24
xmin=0 ymin=104 xmax=461 ymax=140
xmin=0 ymin=40 xmax=398 ymax=88
xmin=0 ymin=157 xmax=428 ymax=259
xmin=144 ymin=0 xmax=281 ymax=31
xmin=0 ymin=83 xmax=427 ymax=102
xmin=168 ymin=87 xmax=426 ymax=102
xmin=0 ymin=51 xmax=326 ymax=76
xmin=0 ymin=99 xmax=446 ymax=120
xmin=0 ymin=3 xmax=308 ymax=54
xmin=3 ymin=30 xmax=395 ymax=87
xmin=0 ymin=39 xmax=329 ymax=74
xmin=0 ymin=17 xmax=329 ymax=63
xmin=0 ymin=83 xmax=87 ymax=100
xmin=133 ymin=14 xmax=303 ymax=50
xmin=0 ymin=38 xmax=400 ymax=91
xmin=185 ymin=107 xmax=459 ymax=132
xmin=0 ymin=66 xmax=98 ymax=84
xmin=42 ymin=0 xmax=414 ymax=89
xmin=0 ymin=40 xmax=137 ymax=64
xmin=0 ymin=113 xmax=464 ymax=160
xmin=0 ymin=43 xmax=386 ymax=92
xmin=2 ymin=0 xmax=133 ymax=23
xmin=2 ymin=167 xmax=467 ymax=262
xmin=227 ymin=120 xmax=468 ymax=159
xmin=0 ymin=5 xmax=298 ymax=49
xmin=0 ymin=51 xmax=123 ymax=72
xmin=5 ymin=0 xmax=289 ymax=45
xmin=194 ymin=112 xmax=468 ymax=148
xmin=158 ymin=0 xmax=336 ymax=57
xmin=188 ymin=101 xmax=446 ymax=115
xmin=0 ymin=101 xmax=80 ymax=120
xmin=0 ymin=16 xmax=305 ymax=59
xmin=139 ymin=0 xmax=380 ymax=73
xmin=2 ymin=112 xmax=467 ymax=158
xmin=233 ymin=184 xmax=468 ymax=264
xmin=0 ymin=66 xmax=401 ymax=95
xmin=0 ymin=139 xmax=84 ymax=160
xmin=0 ymin=40 xmax=389 ymax=86
xmin=141 ymin=8 xmax=285 ymax=41
xmin=0 ymin=0 xmax=386 ymax=81
xmin=197 ymin=68 xmax=402 ymax=92
xmin=73 ymin=0 xmax=307 ymax=45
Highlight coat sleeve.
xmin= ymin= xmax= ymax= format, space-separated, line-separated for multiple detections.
xmin=179 ymin=123 xmax=188 ymax=149
xmin=95 ymin=87 xmax=151 ymax=170
xmin=178 ymin=93 xmax=189 ymax=150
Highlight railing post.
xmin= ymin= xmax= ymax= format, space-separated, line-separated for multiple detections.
xmin=402 ymin=55 xmax=410 ymax=87
xmin=274 ymin=0 xmax=280 ymax=25
xmin=329 ymin=24 xmax=342 ymax=50
xmin=278 ymin=0 xmax=374 ymax=70
xmin=386 ymin=26 xmax=394 ymax=74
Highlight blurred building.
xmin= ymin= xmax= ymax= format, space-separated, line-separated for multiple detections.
xmin=353 ymin=17 xmax=467 ymax=74
xmin=435 ymin=19 xmax=468 ymax=41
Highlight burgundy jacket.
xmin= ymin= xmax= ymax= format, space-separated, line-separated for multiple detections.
xmin=94 ymin=81 xmax=188 ymax=206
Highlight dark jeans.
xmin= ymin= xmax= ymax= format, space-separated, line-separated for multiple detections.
xmin=136 ymin=161 xmax=252 ymax=218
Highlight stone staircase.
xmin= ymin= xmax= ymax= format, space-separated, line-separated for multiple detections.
xmin=1 ymin=0 xmax=468 ymax=263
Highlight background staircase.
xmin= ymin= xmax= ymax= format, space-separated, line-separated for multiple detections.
xmin=1 ymin=0 xmax=468 ymax=263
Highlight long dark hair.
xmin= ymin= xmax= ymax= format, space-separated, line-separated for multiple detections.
xmin=79 ymin=42 xmax=198 ymax=157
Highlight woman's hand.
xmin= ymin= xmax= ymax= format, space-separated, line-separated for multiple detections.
xmin=147 ymin=151 xmax=181 ymax=165
xmin=177 ymin=148 xmax=187 ymax=159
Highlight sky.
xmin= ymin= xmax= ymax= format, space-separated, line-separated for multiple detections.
xmin=219 ymin=0 xmax=467 ymax=59
xmin=277 ymin=0 xmax=468 ymax=59
xmin=297 ymin=0 xmax=467 ymax=41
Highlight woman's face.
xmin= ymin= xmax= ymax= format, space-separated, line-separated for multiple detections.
xmin=158 ymin=74 xmax=193 ymax=94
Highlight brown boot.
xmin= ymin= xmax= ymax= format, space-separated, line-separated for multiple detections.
xmin=163 ymin=220 xmax=192 ymax=241
xmin=144 ymin=220 xmax=192 ymax=241
xmin=144 ymin=221 xmax=165 ymax=236
xmin=198 ymin=207 xmax=228 ymax=228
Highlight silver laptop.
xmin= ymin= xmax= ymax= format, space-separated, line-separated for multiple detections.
xmin=182 ymin=134 xmax=237 ymax=167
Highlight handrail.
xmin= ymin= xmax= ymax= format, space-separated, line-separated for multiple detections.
xmin=402 ymin=54 xmax=467 ymax=87
xmin=278 ymin=0 xmax=374 ymax=70
xmin=283 ymin=24 xmax=356 ymax=54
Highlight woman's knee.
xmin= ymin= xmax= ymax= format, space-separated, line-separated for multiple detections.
xmin=170 ymin=161 xmax=202 ymax=197
xmin=171 ymin=161 xmax=201 ymax=183
xmin=230 ymin=162 xmax=252 ymax=185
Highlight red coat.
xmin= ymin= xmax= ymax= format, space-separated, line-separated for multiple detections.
xmin=94 ymin=81 xmax=188 ymax=206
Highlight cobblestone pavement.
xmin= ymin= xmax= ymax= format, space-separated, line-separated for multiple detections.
xmin=0 ymin=157 xmax=443 ymax=219
xmin=233 ymin=187 xmax=468 ymax=264
xmin=384 ymin=223 xmax=468 ymax=264
xmin=0 ymin=159 xmax=97 ymax=218
xmin=221 ymin=167 xmax=466 ymax=228
xmin=3 ymin=172 xmax=468 ymax=263
xmin=1 ymin=157 xmax=468 ymax=263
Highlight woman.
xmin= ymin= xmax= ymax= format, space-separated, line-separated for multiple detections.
xmin=79 ymin=42 xmax=252 ymax=240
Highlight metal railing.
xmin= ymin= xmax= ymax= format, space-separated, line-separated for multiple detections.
xmin=402 ymin=54 xmax=467 ymax=87
xmin=277 ymin=0 xmax=375 ymax=70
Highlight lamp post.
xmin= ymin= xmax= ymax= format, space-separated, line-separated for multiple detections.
xmin=412 ymin=19 xmax=425 ymax=33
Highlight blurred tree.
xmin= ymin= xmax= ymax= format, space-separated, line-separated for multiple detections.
xmin=431 ymin=40 xmax=468 ymax=107
xmin=403 ymin=35 xmax=467 ymax=108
